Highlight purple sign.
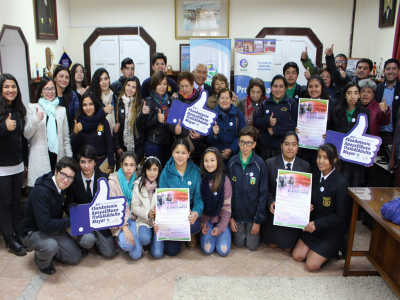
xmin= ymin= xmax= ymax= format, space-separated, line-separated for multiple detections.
xmin=325 ymin=113 xmax=382 ymax=166
xmin=70 ymin=178 xmax=126 ymax=236
xmin=167 ymin=90 xmax=217 ymax=136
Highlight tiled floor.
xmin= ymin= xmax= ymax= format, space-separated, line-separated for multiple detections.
xmin=0 ymin=221 xmax=374 ymax=300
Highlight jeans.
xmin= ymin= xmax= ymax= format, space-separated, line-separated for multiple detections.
xmin=138 ymin=226 xmax=164 ymax=259
xmin=164 ymin=218 xmax=201 ymax=256
xmin=144 ymin=141 xmax=170 ymax=167
xmin=116 ymin=219 xmax=142 ymax=260
xmin=200 ymin=221 xmax=231 ymax=257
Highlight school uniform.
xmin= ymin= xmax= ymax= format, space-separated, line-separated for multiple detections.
xmin=299 ymin=169 xmax=349 ymax=258
xmin=64 ymin=169 xmax=117 ymax=258
xmin=262 ymin=155 xmax=310 ymax=249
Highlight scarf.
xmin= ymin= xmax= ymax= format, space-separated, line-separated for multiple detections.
xmin=38 ymin=97 xmax=60 ymax=154
xmin=122 ymin=95 xmax=135 ymax=151
xmin=77 ymin=108 xmax=106 ymax=132
xmin=151 ymin=92 xmax=169 ymax=123
xmin=102 ymin=89 xmax=115 ymax=134
xmin=200 ymin=171 xmax=225 ymax=217
xmin=244 ymin=95 xmax=263 ymax=126
xmin=179 ymin=89 xmax=196 ymax=99
xmin=145 ymin=179 xmax=158 ymax=205
xmin=118 ymin=168 xmax=136 ymax=206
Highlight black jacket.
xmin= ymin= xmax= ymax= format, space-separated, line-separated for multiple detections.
xmin=0 ymin=103 xmax=28 ymax=167
xmin=325 ymin=54 xmax=352 ymax=88
xmin=375 ymin=80 xmax=400 ymax=131
xmin=292 ymin=84 xmax=307 ymax=104
xmin=21 ymin=172 xmax=70 ymax=236
xmin=166 ymin=90 xmax=207 ymax=158
xmin=141 ymin=96 xmax=172 ymax=146
xmin=113 ymin=98 xmax=146 ymax=151
xmin=227 ymin=151 xmax=268 ymax=224
xmin=203 ymin=83 xmax=214 ymax=96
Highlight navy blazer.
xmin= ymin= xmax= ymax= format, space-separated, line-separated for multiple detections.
xmin=375 ymin=80 xmax=400 ymax=131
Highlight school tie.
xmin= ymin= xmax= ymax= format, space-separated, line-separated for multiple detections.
xmin=198 ymin=86 xmax=202 ymax=93
xmin=86 ymin=180 xmax=92 ymax=202
xmin=286 ymin=163 xmax=291 ymax=170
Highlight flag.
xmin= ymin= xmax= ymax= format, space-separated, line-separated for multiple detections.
xmin=59 ymin=51 xmax=72 ymax=69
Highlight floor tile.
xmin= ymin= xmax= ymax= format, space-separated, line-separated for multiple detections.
xmin=348 ymin=256 xmax=372 ymax=271
xmin=214 ymin=262 xmax=258 ymax=277
xmin=236 ymin=251 xmax=280 ymax=276
xmin=36 ymin=271 xmax=76 ymax=300
xmin=188 ymin=252 xmax=233 ymax=276
xmin=140 ymin=253 xmax=185 ymax=275
xmin=257 ymin=243 xmax=292 ymax=262
xmin=225 ymin=244 xmax=251 ymax=262
xmin=132 ymin=276 xmax=173 ymax=300
xmin=0 ymin=253 xmax=15 ymax=274
xmin=116 ymin=292 xmax=139 ymax=300
xmin=63 ymin=257 xmax=108 ymax=289
xmin=176 ymin=245 xmax=203 ymax=261
xmin=353 ymin=229 xmax=372 ymax=251
xmin=79 ymin=274 xmax=129 ymax=300
xmin=314 ymin=260 xmax=344 ymax=277
xmin=111 ymin=261 xmax=158 ymax=292
xmin=55 ymin=289 xmax=87 ymax=300
xmin=265 ymin=263 xmax=312 ymax=277
xmin=161 ymin=262 xmax=207 ymax=283
xmin=0 ymin=252 xmax=37 ymax=278
xmin=0 ymin=277 xmax=31 ymax=300
xmin=91 ymin=252 xmax=136 ymax=273
xmin=282 ymin=257 xmax=312 ymax=274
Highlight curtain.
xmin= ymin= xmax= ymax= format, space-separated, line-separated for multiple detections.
xmin=393 ymin=4 xmax=400 ymax=61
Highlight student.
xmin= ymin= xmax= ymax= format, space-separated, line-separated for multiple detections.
xmin=199 ymin=147 xmax=232 ymax=257
xmin=24 ymin=76 xmax=72 ymax=187
xmin=207 ymin=73 xmax=239 ymax=110
xmin=114 ymin=75 xmax=146 ymax=164
xmin=21 ymin=157 xmax=82 ymax=275
xmin=262 ymin=131 xmax=310 ymax=252
xmin=228 ymin=126 xmax=268 ymax=251
xmin=141 ymin=53 xmax=177 ymax=99
xmin=208 ymin=88 xmax=246 ymax=167
xmin=109 ymin=151 xmax=142 ymax=259
xmin=283 ymin=62 xmax=306 ymax=103
xmin=254 ymin=75 xmax=298 ymax=160
xmin=111 ymin=57 xmax=137 ymax=97
xmin=131 ymin=156 xmax=164 ymax=258
xmin=0 ymin=74 xmax=28 ymax=256
xmin=238 ymin=77 xmax=266 ymax=127
xmin=70 ymin=63 xmax=89 ymax=96
xmin=159 ymin=139 xmax=203 ymax=255
xmin=53 ymin=66 xmax=80 ymax=129
xmin=64 ymin=145 xmax=117 ymax=258
xmin=292 ymin=143 xmax=349 ymax=272
xmin=317 ymin=68 xmax=342 ymax=101
xmin=89 ymin=68 xmax=117 ymax=134
xmin=141 ymin=71 xmax=172 ymax=166
xmin=168 ymin=71 xmax=207 ymax=165
xmin=71 ymin=91 xmax=114 ymax=173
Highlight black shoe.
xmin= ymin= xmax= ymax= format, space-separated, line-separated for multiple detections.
xmin=81 ymin=248 xmax=89 ymax=258
xmin=14 ymin=234 xmax=30 ymax=252
xmin=4 ymin=235 xmax=27 ymax=256
xmin=142 ymin=245 xmax=150 ymax=253
xmin=34 ymin=254 xmax=56 ymax=275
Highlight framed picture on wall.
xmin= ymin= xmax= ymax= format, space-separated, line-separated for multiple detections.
xmin=34 ymin=0 xmax=58 ymax=40
xmin=379 ymin=0 xmax=397 ymax=27
xmin=175 ymin=0 xmax=230 ymax=39
xmin=180 ymin=44 xmax=190 ymax=72
xmin=347 ymin=58 xmax=361 ymax=75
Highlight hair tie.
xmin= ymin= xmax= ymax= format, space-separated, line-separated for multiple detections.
xmin=205 ymin=148 xmax=215 ymax=152
xmin=145 ymin=156 xmax=161 ymax=165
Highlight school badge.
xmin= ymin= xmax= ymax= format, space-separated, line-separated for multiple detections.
xmin=281 ymin=107 xmax=288 ymax=111
xmin=323 ymin=197 xmax=331 ymax=207
xmin=232 ymin=176 xmax=237 ymax=182
xmin=250 ymin=177 xmax=256 ymax=185
xmin=97 ymin=124 xmax=104 ymax=132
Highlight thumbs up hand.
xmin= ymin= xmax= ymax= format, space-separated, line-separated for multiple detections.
xmin=5 ymin=113 xmax=16 ymax=131
xmin=73 ymin=120 xmax=83 ymax=134
xmin=270 ymin=112 xmax=277 ymax=126
xmin=175 ymin=119 xmax=182 ymax=135
xmin=104 ymin=103 xmax=113 ymax=115
xmin=379 ymin=98 xmax=388 ymax=113
xmin=304 ymin=67 xmax=311 ymax=80
xmin=212 ymin=121 xmax=219 ymax=136
xmin=340 ymin=69 xmax=346 ymax=79
xmin=158 ymin=109 xmax=165 ymax=123
xmin=301 ymin=46 xmax=308 ymax=60
xmin=69 ymin=178 xmax=127 ymax=236
xmin=142 ymin=100 xmax=150 ymax=114
xmin=36 ymin=107 xmax=44 ymax=121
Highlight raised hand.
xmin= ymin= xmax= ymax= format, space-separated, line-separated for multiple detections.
xmin=304 ymin=67 xmax=311 ymax=80
xmin=340 ymin=69 xmax=346 ymax=79
xmin=175 ymin=119 xmax=182 ymax=135
xmin=142 ymin=100 xmax=150 ymax=114
xmin=301 ymin=46 xmax=308 ymax=60
xmin=379 ymin=98 xmax=388 ymax=113
xmin=325 ymin=44 xmax=334 ymax=56
xmin=36 ymin=107 xmax=44 ymax=121
xmin=157 ymin=109 xmax=165 ymax=123
xmin=73 ymin=120 xmax=83 ymax=134
xmin=270 ymin=112 xmax=276 ymax=126
xmin=212 ymin=121 xmax=219 ymax=136
xmin=5 ymin=113 xmax=16 ymax=131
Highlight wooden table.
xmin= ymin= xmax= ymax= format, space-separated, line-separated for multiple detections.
xmin=345 ymin=188 xmax=400 ymax=297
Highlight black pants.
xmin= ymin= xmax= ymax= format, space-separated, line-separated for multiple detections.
xmin=0 ymin=172 xmax=24 ymax=236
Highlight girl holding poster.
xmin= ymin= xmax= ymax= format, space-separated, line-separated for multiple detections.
xmin=292 ymin=143 xmax=349 ymax=272
xmin=159 ymin=139 xmax=203 ymax=255
xmin=199 ymin=147 xmax=232 ymax=257
xmin=262 ymin=131 xmax=310 ymax=252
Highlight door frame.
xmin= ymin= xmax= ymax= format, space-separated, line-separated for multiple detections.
xmin=0 ymin=24 xmax=32 ymax=102
xmin=256 ymin=27 xmax=323 ymax=68
xmin=84 ymin=26 xmax=156 ymax=85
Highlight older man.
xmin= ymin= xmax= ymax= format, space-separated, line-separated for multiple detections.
xmin=192 ymin=63 xmax=213 ymax=96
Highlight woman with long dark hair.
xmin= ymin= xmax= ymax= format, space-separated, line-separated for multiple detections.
xmin=0 ymin=74 xmax=28 ymax=256
xmin=24 ymin=76 xmax=72 ymax=187
xmin=70 ymin=63 xmax=89 ymax=96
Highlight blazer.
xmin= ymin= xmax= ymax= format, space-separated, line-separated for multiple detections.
xmin=203 ymin=83 xmax=214 ymax=96
xmin=24 ymin=103 xmax=72 ymax=187
xmin=375 ymin=80 xmax=400 ymax=130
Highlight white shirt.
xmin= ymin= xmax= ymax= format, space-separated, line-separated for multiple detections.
xmin=320 ymin=168 xmax=335 ymax=182
xmin=81 ymin=171 xmax=94 ymax=196
xmin=52 ymin=175 xmax=62 ymax=194
xmin=194 ymin=82 xmax=204 ymax=91
xmin=0 ymin=162 xmax=24 ymax=176
xmin=282 ymin=155 xmax=295 ymax=170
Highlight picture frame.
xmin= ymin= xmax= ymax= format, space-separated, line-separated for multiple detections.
xmin=175 ymin=0 xmax=230 ymax=39
xmin=180 ymin=44 xmax=190 ymax=72
xmin=347 ymin=58 xmax=361 ymax=75
xmin=379 ymin=0 xmax=397 ymax=27
xmin=34 ymin=0 xmax=58 ymax=40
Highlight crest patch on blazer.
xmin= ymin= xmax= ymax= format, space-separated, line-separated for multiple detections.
xmin=323 ymin=197 xmax=331 ymax=207
xmin=281 ymin=107 xmax=288 ymax=111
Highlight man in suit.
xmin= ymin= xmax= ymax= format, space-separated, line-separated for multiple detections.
xmin=65 ymin=145 xmax=117 ymax=258
xmin=383 ymin=0 xmax=393 ymax=23
xmin=376 ymin=59 xmax=400 ymax=152
xmin=193 ymin=63 xmax=214 ymax=96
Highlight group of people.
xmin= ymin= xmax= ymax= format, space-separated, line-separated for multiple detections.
xmin=1 ymin=47 xmax=399 ymax=276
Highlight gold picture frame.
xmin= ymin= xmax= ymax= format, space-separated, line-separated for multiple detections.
xmin=175 ymin=0 xmax=230 ymax=39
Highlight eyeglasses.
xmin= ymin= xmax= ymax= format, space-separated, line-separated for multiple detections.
xmin=58 ymin=171 xmax=74 ymax=182
xmin=335 ymin=60 xmax=347 ymax=65
xmin=239 ymin=140 xmax=255 ymax=147
xmin=43 ymin=87 xmax=56 ymax=91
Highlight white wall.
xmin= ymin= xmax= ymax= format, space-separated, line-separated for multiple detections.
xmin=352 ymin=0 xmax=399 ymax=64
xmin=69 ymin=0 xmax=354 ymax=72
xmin=0 ymin=0 xmax=71 ymax=78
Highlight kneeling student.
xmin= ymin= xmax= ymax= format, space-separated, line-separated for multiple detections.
xmin=21 ymin=157 xmax=82 ymax=275
xmin=227 ymin=126 xmax=268 ymax=251
xmin=65 ymin=145 xmax=117 ymax=258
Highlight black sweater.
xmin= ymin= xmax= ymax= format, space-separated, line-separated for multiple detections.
xmin=21 ymin=172 xmax=70 ymax=236
xmin=0 ymin=103 xmax=28 ymax=167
